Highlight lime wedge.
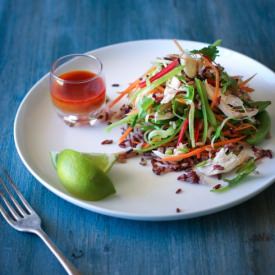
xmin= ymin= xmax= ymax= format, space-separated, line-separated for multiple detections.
xmin=83 ymin=153 xmax=116 ymax=173
xmin=51 ymin=151 xmax=116 ymax=173
xmin=54 ymin=149 xmax=116 ymax=201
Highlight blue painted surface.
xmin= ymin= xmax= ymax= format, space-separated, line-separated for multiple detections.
xmin=0 ymin=0 xmax=275 ymax=274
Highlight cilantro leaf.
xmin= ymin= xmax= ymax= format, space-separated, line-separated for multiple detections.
xmin=246 ymin=101 xmax=271 ymax=112
xmin=190 ymin=39 xmax=222 ymax=61
xmin=221 ymin=72 xmax=237 ymax=94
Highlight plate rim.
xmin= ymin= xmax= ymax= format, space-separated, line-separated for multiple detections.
xmin=13 ymin=39 xmax=275 ymax=221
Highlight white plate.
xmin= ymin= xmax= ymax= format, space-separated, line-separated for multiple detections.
xmin=14 ymin=40 xmax=275 ymax=221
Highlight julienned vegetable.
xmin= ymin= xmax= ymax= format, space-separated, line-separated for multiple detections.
xmin=107 ymin=40 xmax=272 ymax=192
xmin=246 ymin=111 xmax=271 ymax=145
xmin=177 ymin=118 xmax=189 ymax=146
xmin=139 ymin=59 xmax=179 ymax=88
xmin=201 ymin=81 xmax=217 ymax=128
xmin=131 ymin=66 xmax=184 ymax=102
xmin=195 ymin=78 xmax=209 ymax=144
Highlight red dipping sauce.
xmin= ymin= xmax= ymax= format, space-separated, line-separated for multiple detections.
xmin=50 ymin=70 xmax=106 ymax=114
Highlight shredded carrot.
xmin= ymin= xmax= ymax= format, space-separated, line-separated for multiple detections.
xmin=132 ymin=141 xmax=140 ymax=145
xmin=239 ymin=74 xmax=256 ymax=88
xmin=238 ymin=74 xmax=256 ymax=93
xmin=118 ymin=127 xmax=133 ymax=144
xmin=212 ymin=67 xmax=220 ymax=108
xmin=108 ymin=93 xmax=125 ymax=109
xmin=146 ymin=85 xmax=165 ymax=96
xmin=142 ymin=143 xmax=150 ymax=148
xmin=162 ymin=136 xmax=245 ymax=162
xmin=227 ymin=122 xmax=235 ymax=128
xmin=147 ymin=89 xmax=156 ymax=95
xmin=222 ymin=131 xmax=240 ymax=138
xmin=241 ymin=86 xmax=254 ymax=93
xmin=203 ymin=57 xmax=220 ymax=108
xmin=235 ymin=123 xmax=257 ymax=131
xmin=145 ymin=66 xmax=157 ymax=76
xmin=108 ymin=66 xmax=157 ymax=109
xmin=108 ymin=80 xmax=140 ymax=109
xmin=215 ymin=114 xmax=224 ymax=121
xmin=175 ymin=98 xmax=186 ymax=104
xmin=216 ymin=114 xmax=235 ymax=128
xmin=156 ymin=86 xmax=165 ymax=92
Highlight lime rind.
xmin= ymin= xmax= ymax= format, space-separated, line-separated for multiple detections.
xmin=55 ymin=149 xmax=116 ymax=201
xmin=50 ymin=151 xmax=117 ymax=173
xmin=50 ymin=151 xmax=59 ymax=169
xmin=83 ymin=153 xmax=117 ymax=173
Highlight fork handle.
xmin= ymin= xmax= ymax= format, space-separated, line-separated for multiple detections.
xmin=34 ymin=228 xmax=81 ymax=275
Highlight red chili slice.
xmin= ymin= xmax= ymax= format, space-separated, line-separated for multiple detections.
xmin=194 ymin=120 xmax=203 ymax=142
xmin=177 ymin=119 xmax=189 ymax=146
xmin=139 ymin=59 xmax=179 ymax=88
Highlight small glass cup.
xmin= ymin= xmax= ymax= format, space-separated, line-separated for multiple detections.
xmin=50 ymin=54 xmax=106 ymax=126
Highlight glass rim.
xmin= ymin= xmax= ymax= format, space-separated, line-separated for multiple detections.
xmin=50 ymin=54 xmax=103 ymax=84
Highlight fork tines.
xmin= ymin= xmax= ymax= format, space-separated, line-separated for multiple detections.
xmin=0 ymin=169 xmax=32 ymax=223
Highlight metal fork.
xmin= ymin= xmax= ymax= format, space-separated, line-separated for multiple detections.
xmin=0 ymin=169 xmax=80 ymax=275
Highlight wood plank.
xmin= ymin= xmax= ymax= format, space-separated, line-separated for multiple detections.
xmin=0 ymin=0 xmax=274 ymax=274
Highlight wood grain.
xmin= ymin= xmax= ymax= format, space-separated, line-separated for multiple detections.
xmin=0 ymin=0 xmax=275 ymax=274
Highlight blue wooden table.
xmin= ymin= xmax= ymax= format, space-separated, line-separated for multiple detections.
xmin=1 ymin=0 xmax=275 ymax=274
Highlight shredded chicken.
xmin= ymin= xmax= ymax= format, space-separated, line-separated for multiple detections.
xmin=205 ymin=81 xmax=258 ymax=119
xmin=181 ymin=56 xmax=198 ymax=78
xmin=196 ymin=147 xmax=253 ymax=176
xmin=161 ymin=77 xmax=181 ymax=104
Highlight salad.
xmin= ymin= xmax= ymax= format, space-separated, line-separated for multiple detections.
xmin=106 ymin=40 xmax=272 ymax=192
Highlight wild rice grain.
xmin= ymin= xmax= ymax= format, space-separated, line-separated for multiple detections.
xmin=139 ymin=157 xmax=147 ymax=166
xmin=213 ymin=184 xmax=221 ymax=190
xmin=101 ymin=139 xmax=113 ymax=145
